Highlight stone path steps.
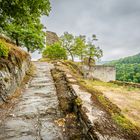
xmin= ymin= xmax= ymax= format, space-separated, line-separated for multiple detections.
xmin=0 ymin=62 xmax=64 ymax=140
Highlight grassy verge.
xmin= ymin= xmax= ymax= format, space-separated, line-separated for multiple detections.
xmin=79 ymin=79 xmax=140 ymax=133
xmin=84 ymin=80 xmax=140 ymax=93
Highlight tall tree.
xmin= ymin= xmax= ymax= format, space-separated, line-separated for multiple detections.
xmin=85 ymin=35 xmax=103 ymax=69
xmin=73 ymin=35 xmax=87 ymax=61
xmin=0 ymin=0 xmax=51 ymax=29
xmin=60 ymin=32 xmax=75 ymax=61
xmin=4 ymin=19 xmax=45 ymax=52
xmin=0 ymin=0 xmax=51 ymax=52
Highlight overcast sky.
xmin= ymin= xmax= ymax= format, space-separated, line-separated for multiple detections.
xmin=39 ymin=0 xmax=140 ymax=61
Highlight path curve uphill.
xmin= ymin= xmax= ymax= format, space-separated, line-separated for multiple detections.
xmin=0 ymin=62 xmax=64 ymax=140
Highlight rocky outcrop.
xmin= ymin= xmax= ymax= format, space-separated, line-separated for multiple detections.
xmin=46 ymin=31 xmax=59 ymax=45
xmin=0 ymin=36 xmax=31 ymax=104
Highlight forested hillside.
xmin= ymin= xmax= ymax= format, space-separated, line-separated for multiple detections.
xmin=106 ymin=53 xmax=140 ymax=83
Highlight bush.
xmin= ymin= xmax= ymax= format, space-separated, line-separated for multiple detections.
xmin=0 ymin=40 xmax=9 ymax=58
xmin=43 ymin=42 xmax=67 ymax=60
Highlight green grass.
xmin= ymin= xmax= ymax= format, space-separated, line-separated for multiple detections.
xmin=78 ymin=78 xmax=138 ymax=131
xmin=112 ymin=113 xmax=136 ymax=130
xmin=0 ymin=40 xmax=9 ymax=58
xmin=75 ymin=97 xmax=82 ymax=106
xmin=97 ymin=95 xmax=109 ymax=107
xmin=38 ymin=58 xmax=51 ymax=62
xmin=82 ymin=79 xmax=140 ymax=93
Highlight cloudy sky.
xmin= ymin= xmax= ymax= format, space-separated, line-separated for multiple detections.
xmin=40 ymin=0 xmax=140 ymax=61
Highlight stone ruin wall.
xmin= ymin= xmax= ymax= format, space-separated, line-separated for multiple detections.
xmin=82 ymin=65 xmax=116 ymax=82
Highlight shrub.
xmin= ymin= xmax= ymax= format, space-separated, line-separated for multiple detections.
xmin=43 ymin=42 xmax=67 ymax=60
xmin=0 ymin=40 xmax=9 ymax=58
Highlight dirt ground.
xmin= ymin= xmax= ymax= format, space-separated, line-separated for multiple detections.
xmin=85 ymin=80 xmax=140 ymax=127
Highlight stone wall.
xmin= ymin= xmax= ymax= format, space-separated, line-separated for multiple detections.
xmin=51 ymin=65 xmax=139 ymax=139
xmin=0 ymin=36 xmax=31 ymax=104
xmin=82 ymin=65 xmax=116 ymax=82
xmin=110 ymin=80 xmax=140 ymax=88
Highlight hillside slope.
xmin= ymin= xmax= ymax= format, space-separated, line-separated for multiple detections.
xmin=107 ymin=53 xmax=140 ymax=65
xmin=106 ymin=53 xmax=140 ymax=83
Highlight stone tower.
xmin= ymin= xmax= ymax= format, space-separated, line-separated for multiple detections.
xmin=46 ymin=31 xmax=59 ymax=45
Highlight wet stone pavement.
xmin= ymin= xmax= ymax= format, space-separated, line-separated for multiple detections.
xmin=0 ymin=62 xmax=64 ymax=140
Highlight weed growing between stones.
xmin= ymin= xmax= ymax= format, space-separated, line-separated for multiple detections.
xmin=0 ymin=40 xmax=9 ymax=58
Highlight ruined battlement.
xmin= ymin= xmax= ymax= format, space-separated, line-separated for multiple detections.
xmin=82 ymin=65 xmax=116 ymax=82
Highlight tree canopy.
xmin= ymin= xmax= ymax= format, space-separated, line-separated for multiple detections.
xmin=60 ymin=32 xmax=75 ymax=61
xmin=60 ymin=32 xmax=103 ymax=64
xmin=106 ymin=53 xmax=140 ymax=83
xmin=84 ymin=35 xmax=103 ymax=67
xmin=73 ymin=35 xmax=87 ymax=60
xmin=43 ymin=42 xmax=67 ymax=60
xmin=0 ymin=0 xmax=51 ymax=28
xmin=0 ymin=0 xmax=51 ymax=52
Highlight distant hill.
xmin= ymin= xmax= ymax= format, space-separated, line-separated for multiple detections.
xmin=106 ymin=53 xmax=140 ymax=65
xmin=105 ymin=53 xmax=140 ymax=83
xmin=96 ymin=61 xmax=109 ymax=65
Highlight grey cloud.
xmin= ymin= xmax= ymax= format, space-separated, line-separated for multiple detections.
xmin=40 ymin=0 xmax=140 ymax=61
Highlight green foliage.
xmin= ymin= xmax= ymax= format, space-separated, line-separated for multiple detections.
xmin=75 ymin=97 xmax=82 ymax=106
xmin=60 ymin=32 xmax=75 ymax=61
xmin=112 ymin=113 xmax=135 ymax=130
xmin=43 ymin=43 xmax=67 ymax=60
xmin=4 ymin=20 xmax=45 ymax=52
xmin=106 ymin=53 xmax=140 ymax=83
xmin=0 ymin=0 xmax=51 ymax=52
xmin=73 ymin=36 xmax=87 ymax=60
xmin=115 ymin=64 xmax=140 ymax=83
xmin=108 ymin=53 xmax=140 ymax=65
xmin=0 ymin=0 xmax=51 ymax=28
xmin=84 ymin=36 xmax=103 ymax=68
xmin=0 ymin=41 xmax=9 ymax=58
xmin=61 ymin=32 xmax=103 ymax=62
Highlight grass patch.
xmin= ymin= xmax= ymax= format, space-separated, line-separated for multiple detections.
xmin=63 ymin=60 xmax=84 ymax=76
xmin=97 ymin=95 xmax=110 ymax=108
xmin=78 ymin=78 xmax=139 ymax=132
xmin=83 ymin=79 xmax=140 ymax=93
xmin=38 ymin=58 xmax=52 ymax=62
xmin=0 ymin=40 xmax=9 ymax=58
xmin=75 ymin=97 xmax=82 ymax=106
xmin=112 ymin=113 xmax=136 ymax=130
xmin=0 ymin=39 xmax=29 ymax=60
xmin=0 ymin=38 xmax=30 ymax=69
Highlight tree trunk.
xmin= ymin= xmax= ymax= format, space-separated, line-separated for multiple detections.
xmin=69 ymin=51 xmax=74 ymax=61
xmin=16 ymin=38 xmax=19 ymax=46
xmin=88 ymin=56 xmax=92 ymax=71
xmin=27 ymin=47 xmax=30 ymax=53
xmin=81 ymin=54 xmax=83 ymax=62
